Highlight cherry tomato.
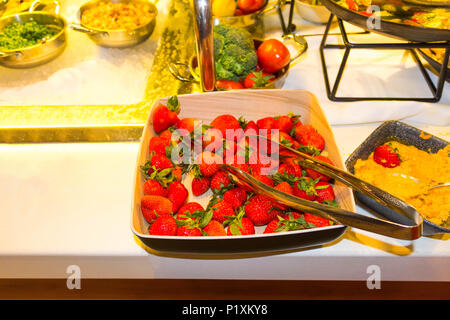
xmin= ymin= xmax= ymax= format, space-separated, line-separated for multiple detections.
xmin=243 ymin=71 xmax=275 ymax=89
xmin=216 ymin=80 xmax=244 ymax=90
xmin=256 ymin=39 xmax=291 ymax=74
xmin=237 ymin=0 xmax=265 ymax=14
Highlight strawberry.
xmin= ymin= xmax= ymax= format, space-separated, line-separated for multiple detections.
xmin=141 ymin=195 xmax=173 ymax=224
xmin=278 ymin=131 xmax=300 ymax=150
xmin=264 ymin=213 xmax=315 ymax=233
xmin=175 ymin=117 xmax=197 ymax=133
xmin=152 ymin=96 xmax=180 ymax=134
xmin=293 ymin=123 xmax=325 ymax=154
xmin=149 ymin=136 xmax=169 ymax=156
xmin=148 ymin=214 xmax=178 ymax=236
xmin=274 ymin=181 xmax=294 ymax=195
xmin=211 ymin=200 xmax=236 ymax=224
xmin=314 ymin=181 xmax=336 ymax=203
xmin=254 ymin=172 xmax=275 ymax=187
xmin=293 ymin=177 xmax=317 ymax=201
xmin=151 ymin=153 xmax=173 ymax=171
xmin=274 ymin=115 xmax=294 ymax=134
xmin=304 ymin=212 xmax=330 ymax=227
xmin=202 ymin=220 xmax=227 ymax=236
xmin=192 ymin=176 xmax=210 ymax=196
xmin=176 ymin=224 xmax=202 ymax=236
xmin=256 ymin=117 xmax=275 ymax=131
xmin=143 ymin=179 xmax=168 ymax=197
xmin=210 ymin=114 xmax=242 ymax=141
xmin=176 ymin=202 xmax=204 ymax=221
xmin=263 ymin=219 xmax=280 ymax=234
xmin=167 ymin=181 xmax=188 ymax=212
xmin=244 ymin=194 xmax=281 ymax=226
xmin=244 ymin=120 xmax=258 ymax=134
xmin=196 ymin=152 xmax=220 ymax=177
xmin=227 ymin=217 xmax=255 ymax=236
xmin=172 ymin=167 xmax=183 ymax=181
xmin=282 ymin=211 xmax=303 ymax=220
xmin=159 ymin=129 xmax=172 ymax=144
xmin=305 ymin=155 xmax=335 ymax=181
xmin=373 ymin=143 xmax=401 ymax=168
xmin=210 ymin=170 xmax=232 ymax=192
xmin=223 ymin=187 xmax=247 ymax=208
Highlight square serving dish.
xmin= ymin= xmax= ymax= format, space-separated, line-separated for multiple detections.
xmin=131 ymin=89 xmax=355 ymax=254
xmin=346 ymin=121 xmax=450 ymax=236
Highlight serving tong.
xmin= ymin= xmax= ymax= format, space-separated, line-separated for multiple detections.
xmin=222 ymin=136 xmax=423 ymax=240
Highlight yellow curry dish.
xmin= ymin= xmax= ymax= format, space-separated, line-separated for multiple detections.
xmin=354 ymin=141 xmax=450 ymax=227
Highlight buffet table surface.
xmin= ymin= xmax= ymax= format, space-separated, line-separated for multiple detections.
xmin=0 ymin=1 xmax=449 ymax=299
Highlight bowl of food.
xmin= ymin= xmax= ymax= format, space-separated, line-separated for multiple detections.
xmin=0 ymin=10 xmax=66 ymax=68
xmin=346 ymin=121 xmax=450 ymax=235
xmin=131 ymin=89 xmax=355 ymax=254
xmin=169 ymin=24 xmax=307 ymax=91
xmin=418 ymin=48 xmax=450 ymax=82
xmin=71 ymin=0 xmax=157 ymax=48
xmin=295 ymin=0 xmax=331 ymax=24
xmin=212 ymin=0 xmax=283 ymax=31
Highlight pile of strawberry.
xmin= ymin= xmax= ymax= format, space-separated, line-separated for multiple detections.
xmin=140 ymin=96 xmax=339 ymax=237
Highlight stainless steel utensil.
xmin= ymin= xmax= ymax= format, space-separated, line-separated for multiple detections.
xmin=222 ymin=136 xmax=423 ymax=240
xmin=70 ymin=0 xmax=158 ymax=48
xmin=0 ymin=7 xmax=66 ymax=68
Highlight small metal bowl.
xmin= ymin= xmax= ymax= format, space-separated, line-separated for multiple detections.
xmin=213 ymin=0 xmax=283 ymax=31
xmin=0 ymin=11 xmax=67 ymax=68
xmin=71 ymin=0 xmax=158 ymax=48
xmin=169 ymin=34 xmax=308 ymax=90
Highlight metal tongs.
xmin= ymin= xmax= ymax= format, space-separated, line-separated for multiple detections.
xmin=222 ymin=136 xmax=423 ymax=240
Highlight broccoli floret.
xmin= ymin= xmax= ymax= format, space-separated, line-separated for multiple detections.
xmin=213 ymin=24 xmax=257 ymax=82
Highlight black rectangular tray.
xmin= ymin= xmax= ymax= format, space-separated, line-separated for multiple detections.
xmin=346 ymin=121 xmax=450 ymax=235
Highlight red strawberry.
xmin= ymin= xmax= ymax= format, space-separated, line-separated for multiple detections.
xmin=271 ymin=181 xmax=294 ymax=210
xmin=148 ymin=214 xmax=178 ymax=236
xmin=244 ymin=120 xmax=258 ymax=134
xmin=293 ymin=124 xmax=325 ymax=153
xmin=141 ymin=195 xmax=173 ymax=224
xmin=176 ymin=225 xmax=202 ymax=236
xmin=315 ymin=181 xmax=335 ymax=203
xmin=192 ymin=176 xmax=210 ymax=196
xmin=293 ymin=177 xmax=317 ymax=201
xmin=211 ymin=200 xmax=236 ymax=224
xmin=278 ymin=162 xmax=297 ymax=176
xmin=196 ymin=152 xmax=220 ymax=177
xmin=282 ymin=211 xmax=303 ymax=220
xmin=304 ymin=212 xmax=330 ymax=227
xmin=176 ymin=202 xmax=204 ymax=221
xmin=210 ymin=114 xmax=242 ymax=141
xmin=373 ymin=144 xmax=401 ymax=168
xmin=175 ymin=117 xmax=197 ymax=133
xmin=143 ymin=179 xmax=168 ymax=197
xmin=223 ymin=187 xmax=247 ymax=208
xmin=151 ymin=153 xmax=173 ymax=171
xmin=149 ymin=136 xmax=169 ymax=155
xmin=278 ymin=131 xmax=300 ymax=150
xmin=244 ymin=194 xmax=281 ymax=226
xmin=256 ymin=117 xmax=275 ymax=131
xmin=227 ymin=217 xmax=255 ymax=236
xmin=274 ymin=115 xmax=294 ymax=134
xmin=254 ymin=172 xmax=275 ymax=187
xmin=203 ymin=220 xmax=227 ymax=236
xmin=263 ymin=219 xmax=280 ymax=234
xmin=210 ymin=171 xmax=232 ymax=192
xmin=167 ymin=181 xmax=188 ymax=212
xmin=305 ymin=155 xmax=335 ymax=181
xmin=159 ymin=129 xmax=172 ymax=144
xmin=172 ymin=167 xmax=183 ymax=181
xmin=152 ymin=97 xmax=180 ymax=134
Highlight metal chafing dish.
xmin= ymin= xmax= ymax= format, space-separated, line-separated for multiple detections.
xmin=70 ymin=0 xmax=158 ymax=48
xmin=0 ymin=0 xmax=67 ymax=68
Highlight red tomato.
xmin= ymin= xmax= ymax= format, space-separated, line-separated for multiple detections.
xmin=237 ymin=0 xmax=265 ymax=14
xmin=216 ymin=80 xmax=244 ymax=90
xmin=243 ymin=71 xmax=275 ymax=88
xmin=256 ymin=39 xmax=291 ymax=74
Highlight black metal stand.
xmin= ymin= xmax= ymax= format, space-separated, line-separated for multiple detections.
xmin=278 ymin=0 xmax=296 ymax=35
xmin=319 ymin=14 xmax=449 ymax=102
